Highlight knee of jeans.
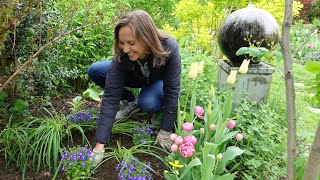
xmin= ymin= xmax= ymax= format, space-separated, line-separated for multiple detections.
xmin=87 ymin=63 xmax=98 ymax=79
xmin=138 ymin=97 xmax=160 ymax=113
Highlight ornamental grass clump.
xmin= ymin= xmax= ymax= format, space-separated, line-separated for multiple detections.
xmin=130 ymin=123 xmax=154 ymax=145
xmin=116 ymin=157 xmax=153 ymax=180
xmin=60 ymin=146 xmax=93 ymax=179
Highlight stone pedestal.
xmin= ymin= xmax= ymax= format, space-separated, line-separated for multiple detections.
xmin=218 ymin=60 xmax=275 ymax=104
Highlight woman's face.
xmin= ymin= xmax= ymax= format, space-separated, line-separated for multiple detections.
xmin=118 ymin=25 xmax=147 ymax=61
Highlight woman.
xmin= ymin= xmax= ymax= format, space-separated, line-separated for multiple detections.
xmin=87 ymin=10 xmax=181 ymax=165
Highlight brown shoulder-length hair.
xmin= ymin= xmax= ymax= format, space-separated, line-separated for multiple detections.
xmin=113 ymin=10 xmax=170 ymax=67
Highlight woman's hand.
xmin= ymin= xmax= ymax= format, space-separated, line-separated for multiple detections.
xmin=155 ymin=130 xmax=172 ymax=152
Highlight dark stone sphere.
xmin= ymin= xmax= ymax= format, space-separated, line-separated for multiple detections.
xmin=217 ymin=6 xmax=280 ymax=65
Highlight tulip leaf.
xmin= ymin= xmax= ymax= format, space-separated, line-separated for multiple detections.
xmin=189 ymin=89 xmax=197 ymax=122
xmin=163 ymin=173 xmax=176 ymax=180
xmin=305 ymin=61 xmax=320 ymax=74
xmin=215 ymin=146 xmax=244 ymax=174
xmin=222 ymin=91 xmax=233 ymax=120
xmin=221 ymin=131 xmax=239 ymax=144
xmin=179 ymin=158 xmax=202 ymax=179
xmin=212 ymin=173 xmax=236 ymax=180
xmin=202 ymin=154 xmax=215 ymax=180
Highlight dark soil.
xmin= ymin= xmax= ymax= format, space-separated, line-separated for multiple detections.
xmin=0 ymin=93 xmax=167 ymax=180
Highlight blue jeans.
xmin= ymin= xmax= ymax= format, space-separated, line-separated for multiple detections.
xmin=87 ymin=61 xmax=164 ymax=113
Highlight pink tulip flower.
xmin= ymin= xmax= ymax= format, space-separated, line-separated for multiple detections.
xmin=209 ymin=124 xmax=216 ymax=131
xmin=171 ymin=144 xmax=179 ymax=152
xmin=226 ymin=119 xmax=236 ymax=129
xmin=182 ymin=122 xmax=194 ymax=132
xmin=183 ymin=135 xmax=197 ymax=145
xmin=179 ymin=142 xmax=195 ymax=158
xmin=307 ymin=44 xmax=314 ymax=48
xmin=236 ymin=133 xmax=243 ymax=141
xmin=169 ymin=133 xmax=178 ymax=142
xmin=174 ymin=136 xmax=184 ymax=145
xmin=194 ymin=106 xmax=205 ymax=119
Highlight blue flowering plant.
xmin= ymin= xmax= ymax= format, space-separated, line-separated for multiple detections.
xmin=130 ymin=122 xmax=154 ymax=145
xmin=60 ymin=146 xmax=93 ymax=179
xmin=116 ymin=157 xmax=153 ymax=180
xmin=67 ymin=111 xmax=97 ymax=131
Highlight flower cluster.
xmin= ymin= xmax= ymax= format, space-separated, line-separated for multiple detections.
xmin=169 ymin=123 xmax=197 ymax=158
xmin=116 ymin=157 xmax=152 ymax=180
xmin=67 ymin=111 xmax=94 ymax=123
xmin=60 ymin=146 xmax=93 ymax=179
xmin=130 ymin=123 xmax=154 ymax=145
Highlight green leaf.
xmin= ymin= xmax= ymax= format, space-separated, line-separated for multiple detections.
xmin=236 ymin=47 xmax=250 ymax=56
xmin=164 ymin=173 xmax=176 ymax=180
xmin=274 ymin=51 xmax=283 ymax=62
xmin=305 ymin=61 xmax=320 ymax=74
xmin=212 ymin=173 xmax=236 ymax=180
xmin=82 ymin=88 xmax=102 ymax=102
xmin=13 ymin=99 xmax=29 ymax=111
xmin=221 ymin=131 xmax=238 ymax=144
xmin=202 ymin=154 xmax=215 ymax=180
xmin=179 ymin=158 xmax=202 ymax=179
xmin=0 ymin=91 xmax=8 ymax=100
xmin=249 ymin=48 xmax=263 ymax=58
xmin=313 ymin=19 xmax=320 ymax=26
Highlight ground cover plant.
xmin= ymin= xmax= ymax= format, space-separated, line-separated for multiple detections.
xmin=1 ymin=0 xmax=320 ymax=179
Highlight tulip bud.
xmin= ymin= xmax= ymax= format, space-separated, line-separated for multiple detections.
xmin=239 ymin=59 xmax=250 ymax=74
xmin=236 ymin=133 xmax=243 ymax=141
xmin=169 ymin=133 xmax=178 ymax=142
xmin=171 ymin=144 xmax=179 ymax=152
xmin=209 ymin=85 xmax=215 ymax=98
xmin=209 ymin=124 xmax=216 ymax=131
xmin=174 ymin=136 xmax=184 ymax=145
xmin=227 ymin=70 xmax=237 ymax=85
xmin=199 ymin=128 xmax=205 ymax=134
xmin=188 ymin=62 xmax=198 ymax=80
xmin=216 ymin=153 xmax=222 ymax=160
xmin=206 ymin=102 xmax=212 ymax=118
xmin=197 ymin=61 xmax=205 ymax=75
xmin=226 ymin=119 xmax=236 ymax=129
xmin=182 ymin=122 xmax=194 ymax=132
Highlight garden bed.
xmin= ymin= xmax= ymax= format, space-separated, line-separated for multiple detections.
xmin=0 ymin=93 xmax=167 ymax=179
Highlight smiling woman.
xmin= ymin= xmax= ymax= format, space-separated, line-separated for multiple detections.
xmin=87 ymin=9 xmax=181 ymax=166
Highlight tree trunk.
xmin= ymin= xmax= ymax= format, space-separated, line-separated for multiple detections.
xmin=280 ymin=0 xmax=297 ymax=179
xmin=303 ymin=122 xmax=320 ymax=180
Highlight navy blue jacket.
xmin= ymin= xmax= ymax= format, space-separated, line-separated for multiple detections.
xmin=96 ymin=37 xmax=181 ymax=144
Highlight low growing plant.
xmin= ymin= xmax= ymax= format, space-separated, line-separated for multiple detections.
xmin=59 ymin=146 xmax=93 ymax=179
xmin=116 ymin=157 xmax=153 ymax=180
xmin=130 ymin=122 xmax=155 ymax=145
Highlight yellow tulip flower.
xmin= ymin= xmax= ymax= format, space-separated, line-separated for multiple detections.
xmin=169 ymin=160 xmax=184 ymax=168
xmin=239 ymin=59 xmax=250 ymax=74
xmin=227 ymin=70 xmax=237 ymax=85
xmin=188 ymin=62 xmax=198 ymax=80
xmin=197 ymin=61 xmax=205 ymax=75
